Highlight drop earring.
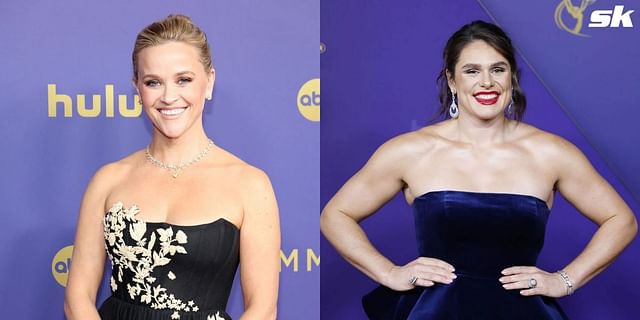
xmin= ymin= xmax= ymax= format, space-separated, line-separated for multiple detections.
xmin=505 ymin=90 xmax=514 ymax=116
xmin=449 ymin=89 xmax=459 ymax=119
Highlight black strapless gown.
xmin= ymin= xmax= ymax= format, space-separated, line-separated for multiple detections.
xmin=363 ymin=191 xmax=570 ymax=320
xmin=99 ymin=202 xmax=240 ymax=320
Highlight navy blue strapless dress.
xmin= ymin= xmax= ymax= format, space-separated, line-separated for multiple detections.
xmin=362 ymin=191 xmax=570 ymax=320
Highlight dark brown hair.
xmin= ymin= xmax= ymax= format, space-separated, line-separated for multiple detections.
xmin=436 ymin=20 xmax=526 ymax=121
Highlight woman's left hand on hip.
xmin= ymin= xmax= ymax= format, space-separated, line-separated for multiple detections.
xmin=499 ymin=266 xmax=568 ymax=297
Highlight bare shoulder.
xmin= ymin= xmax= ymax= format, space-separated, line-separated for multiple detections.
xmin=373 ymin=124 xmax=445 ymax=161
xmin=81 ymin=150 xmax=145 ymax=213
xmin=240 ymin=165 xmax=273 ymax=195
xmin=217 ymin=151 xmax=276 ymax=222
xmin=513 ymin=122 xmax=585 ymax=164
xmin=93 ymin=150 xmax=142 ymax=187
xmin=211 ymin=146 xmax=273 ymax=191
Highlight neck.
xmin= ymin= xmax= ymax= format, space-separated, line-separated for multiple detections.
xmin=147 ymin=126 xmax=211 ymax=165
xmin=453 ymin=114 xmax=510 ymax=146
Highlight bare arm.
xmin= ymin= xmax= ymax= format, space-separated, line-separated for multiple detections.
xmin=64 ymin=165 xmax=113 ymax=319
xmin=321 ymin=136 xmax=455 ymax=291
xmin=501 ymin=137 xmax=637 ymax=296
xmin=238 ymin=168 xmax=280 ymax=320
xmin=553 ymin=139 xmax=637 ymax=290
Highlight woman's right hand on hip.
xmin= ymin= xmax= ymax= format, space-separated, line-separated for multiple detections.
xmin=382 ymin=257 xmax=456 ymax=291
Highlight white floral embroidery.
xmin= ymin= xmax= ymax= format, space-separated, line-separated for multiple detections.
xmin=208 ymin=312 xmax=225 ymax=320
xmin=104 ymin=202 xmax=198 ymax=319
xmin=110 ymin=276 xmax=117 ymax=292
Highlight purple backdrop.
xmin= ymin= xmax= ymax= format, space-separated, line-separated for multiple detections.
xmin=0 ymin=1 xmax=319 ymax=319
xmin=321 ymin=0 xmax=639 ymax=319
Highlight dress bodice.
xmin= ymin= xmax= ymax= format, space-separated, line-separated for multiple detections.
xmin=414 ymin=191 xmax=550 ymax=278
xmin=363 ymin=191 xmax=569 ymax=320
xmin=99 ymin=202 xmax=240 ymax=320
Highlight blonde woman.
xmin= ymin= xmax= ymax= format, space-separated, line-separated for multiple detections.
xmin=64 ymin=15 xmax=280 ymax=320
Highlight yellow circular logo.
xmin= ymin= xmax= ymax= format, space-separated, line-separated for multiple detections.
xmin=297 ymin=78 xmax=320 ymax=122
xmin=52 ymin=245 xmax=74 ymax=287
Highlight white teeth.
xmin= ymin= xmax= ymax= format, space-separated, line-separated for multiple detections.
xmin=475 ymin=94 xmax=498 ymax=99
xmin=159 ymin=108 xmax=186 ymax=115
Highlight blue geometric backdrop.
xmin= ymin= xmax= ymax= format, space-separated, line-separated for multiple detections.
xmin=321 ymin=0 xmax=639 ymax=319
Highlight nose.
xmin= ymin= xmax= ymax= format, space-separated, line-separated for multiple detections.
xmin=160 ymin=84 xmax=179 ymax=105
xmin=480 ymin=71 xmax=493 ymax=88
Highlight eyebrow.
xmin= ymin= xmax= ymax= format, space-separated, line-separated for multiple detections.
xmin=460 ymin=62 xmax=509 ymax=69
xmin=141 ymin=71 xmax=196 ymax=79
xmin=175 ymin=71 xmax=196 ymax=77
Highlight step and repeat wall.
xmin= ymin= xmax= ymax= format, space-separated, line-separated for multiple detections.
xmin=321 ymin=0 xmax=639 ymax=319
xmin=0 ymin=1 xmax=319 ymax=319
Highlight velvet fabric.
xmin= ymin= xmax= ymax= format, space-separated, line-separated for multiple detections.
xmin=363 ymin=191 xmax=569 ymax=319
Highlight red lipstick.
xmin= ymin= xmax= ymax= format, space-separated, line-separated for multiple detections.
xmin=473 ymin=91 xmax=500 ymax=105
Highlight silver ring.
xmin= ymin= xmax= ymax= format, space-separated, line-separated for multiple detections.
xmin=528 ymin=278 xmax=537 ymax=289
xmin=409 ymin=276 xmax=418 ymax=286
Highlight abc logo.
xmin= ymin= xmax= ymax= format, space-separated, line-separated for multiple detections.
xmin=297 ymin=78 xmax=320 ymax=122
xmin=51 ymin=245 xmax=74 ymax=287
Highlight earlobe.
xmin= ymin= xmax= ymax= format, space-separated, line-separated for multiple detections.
xmin=131 ymin=80 xmax=144 ymax=105
xmin=132 ymin=80 xmax=140 ymax=95
xmin=206 ymin=68 xmax=216 ymax=101
xmin=446 ymin=70 xmax=456 ymax=92
xmin=448 ymin=84 xmax=456 ymax=94
xmin=209 ymin=68 xmax=216 ymax=86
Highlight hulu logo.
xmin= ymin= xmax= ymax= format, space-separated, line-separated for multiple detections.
xmin=47 ymin=84 xmax=142 ymax=117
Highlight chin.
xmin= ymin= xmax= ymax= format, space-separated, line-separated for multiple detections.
xmin=468 ymin=104 xmax=504 ymax=117
xmin=160 ymin=132 xmax=186 ymax=140
xmin=472 ymin=110 xmax=505 ymax=121
xmin=152 ymin=124 xmax=189 ymax=139
xmin=147 ymin=111 xmax=202 ymax=139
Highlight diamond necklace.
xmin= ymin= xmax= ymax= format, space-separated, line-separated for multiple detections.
xmin=145 ymin=139 xmax=214 ymax=178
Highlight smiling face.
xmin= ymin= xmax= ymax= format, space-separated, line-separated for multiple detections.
xmin=447 ymin=40 xmax=512 ymax=121
xmin=135 ymin=41 xmax=214 ymax=139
